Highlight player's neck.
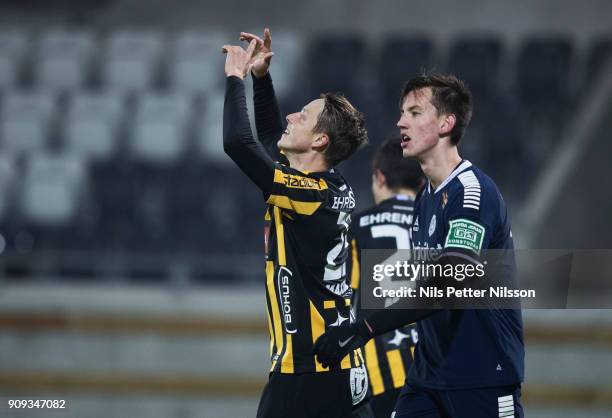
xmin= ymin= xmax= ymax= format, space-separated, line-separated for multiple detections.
xmin=286 ymin=152 xmax=330 ymax=173
xmin=393 ymin=188 xmax=417 ymax=200
xmin=374 ymin=187 xmax=416 ymax=204
xmin=420 ymin=146 xmax=462 ymax=190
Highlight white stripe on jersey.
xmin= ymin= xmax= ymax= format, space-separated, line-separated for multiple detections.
xmin=498 ymin=394 xmax=515 ymax=417
xmin=458 ymin=171 xmax=481 ymax=211
xmin=432 ymin=160 xmax=473 ymax=193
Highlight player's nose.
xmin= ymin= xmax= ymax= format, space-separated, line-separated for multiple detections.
xmin=286 ymin=113 xmax=298 ymax=123
xmin=397 ymin=115 xmax=407 ymax=128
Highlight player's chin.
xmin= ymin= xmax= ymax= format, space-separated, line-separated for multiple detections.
xmin=401 ymin=146 xmax=416 ymax=158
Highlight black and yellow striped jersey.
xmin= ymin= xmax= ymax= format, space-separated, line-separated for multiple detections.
xmin=223 ymin=74 xmax=363 ymax=375
xmin=349 ymin=195 xmax=418 ymax=395
xmin=264 ymin=163 xmax=363 ymax=374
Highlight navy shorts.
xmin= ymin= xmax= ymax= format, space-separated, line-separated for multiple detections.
xmin=392 ymin=384 xmax=524 ymax=418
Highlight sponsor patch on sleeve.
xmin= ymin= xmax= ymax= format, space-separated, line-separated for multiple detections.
xmin=445 ymin=218 xmax=485 ymax=253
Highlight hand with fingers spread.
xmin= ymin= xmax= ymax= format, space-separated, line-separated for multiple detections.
xmin=239 ymin=27 xmax=274 ymax=78
xmin=221 ymin=39 xmax=258 ymax=79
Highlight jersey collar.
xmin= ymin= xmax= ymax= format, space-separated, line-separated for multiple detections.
xmin=427 ymin=160 xmax=472 ymax=194
xmin=380 ymin=194 xmax=415 ymax=206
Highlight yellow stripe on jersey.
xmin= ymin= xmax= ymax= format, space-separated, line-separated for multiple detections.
xmin=266 ymin=261 xmax=284 ymax=370
xmin=281 ymin=334 xmax=294 ymax=373
xmin=365 ymin=339 xmax=385 ymax=395
xmin=323 ymin=300 xmax=335 ymax=310
xmin=351 ymin=239 xmax=360 ymax=290
xmin=273 ymin=168 xmax=329 ymax=190
xmin=266 ymin=305 xmax=274 ymax=358
xmin=267 ymin=195 xmax=322 ymax=215
xmin=354 ymin=347 xmax=364 ymax=366
xmin=309 ymin=301 xmax=329 ymax=372
xmin=273 ymin=207 xmax=287 ymax=266
xmin=386 ymin=349 xmax=407 ymax=389
xmin=340 ymin=351 xmax=352 ymax=368
xmin=323 ymin=299 xmax=351 ymax=310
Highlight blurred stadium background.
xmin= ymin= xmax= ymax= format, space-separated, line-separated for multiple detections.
xmin=0 ymin=0 xmax=611 ymax=416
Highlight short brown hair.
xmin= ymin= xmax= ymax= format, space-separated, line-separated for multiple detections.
xmin=372 ymin=137 xmax=423 ymax=192
xmin=313 ymin=93 xmax=368 ymax=166
xmin=400 ymin=74 xmax=473 ymax=145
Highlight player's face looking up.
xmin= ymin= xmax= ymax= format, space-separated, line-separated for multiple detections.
xmin=278 ymin=98 xmax=327 ymax=154
xmin=397 ymin=88 xmax=451 ymax=159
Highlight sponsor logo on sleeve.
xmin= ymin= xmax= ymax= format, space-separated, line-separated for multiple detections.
xmin=277 ymin=266 xmax=298 ymax=334
xmin=444 ymin=218 xmax=485 ymax=253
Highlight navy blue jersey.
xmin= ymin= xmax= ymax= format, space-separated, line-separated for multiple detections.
xmin=409 ymin=160 xmax=524 ymax=390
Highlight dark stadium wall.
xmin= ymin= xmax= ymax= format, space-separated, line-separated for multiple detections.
xmin=99 ymin=0 xmax=612 ymax=39
xmin=1 ymin=0 xmax=611 ymax=41
xmin=534 ymin=104 xmax=612 ymax=249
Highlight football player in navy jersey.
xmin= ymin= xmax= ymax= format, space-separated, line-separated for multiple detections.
xmin=314 ymin=74 xmax=525 ymax=418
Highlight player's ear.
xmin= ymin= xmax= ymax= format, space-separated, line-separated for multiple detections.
xmin=439 ymin=113 xmax=456 ymax=137
xmin=374 ymin=169 xmax=386 ymax=187
xmin=312 ymin=134 xmax=329 ymax=152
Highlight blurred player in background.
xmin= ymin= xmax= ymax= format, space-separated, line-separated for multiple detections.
xmin=222 ymin=28 xmax=373 ymax=417
xmin=314 ymin=74 xmax=525 ymax=418
xmin=349 ymin=137 xmax=423 ymax=418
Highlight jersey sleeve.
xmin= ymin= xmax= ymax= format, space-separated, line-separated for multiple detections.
xmin=265 ymin=164 xmax=329 ymax=216
xmin=443 ymin=176 xmax=497 ymax=256
xmin=253 ymin=72 xmax=288 ymax=164
xmin=223 ymin=76 xmax=275 ymax=196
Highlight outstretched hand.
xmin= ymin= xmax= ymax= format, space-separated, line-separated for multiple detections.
xmin=239 ymin=27 xmax=274 ymax=78
xmin=222 ymin=39 xmax=258 ymax=79
xmin=313 ymin=322 xmax=371 ymax=368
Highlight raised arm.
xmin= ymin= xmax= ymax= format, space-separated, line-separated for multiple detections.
xmin=239 ymin=28 xmax=286 ymax=162
xmin=222 ymin=41 xmax=275 ymax=196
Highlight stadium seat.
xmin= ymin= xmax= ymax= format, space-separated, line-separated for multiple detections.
xmin=65 ymin=91 xmax=125 ymax=161
xmin=0 ymin=29 xmax=28 ymax=88
xmin=586 ymin=37 xmax=612 ymax=84
xmin=20 ymin=152 xmax=86 ymax=226
xmin=516 ymin=36 xmax=573 ymax=108
xmin=0 ymin=154 xmax=17 ymax=222
xmin=481 ymin=97 xmax=529 ymax=200
xmin=378 ymin=36 xmax=434 ymax=104
xmin=197 ymin=90 xmax=244 ymax=163
xmin=0 ymin=90 xmax=57 ymax=155
xmin=168 ymin=161 xmax=255 ymax=253
xmin=35 ymin=28 xmax=95 ymax=90
xmin=447 ymin=36 xmax=502 ymax=102
xmin=102 ymin=29 xmax=164 ymax=92
xmin=170 ymin=30 xmax=226 ymax=94
xmin=131 ymin=92 xmax=192 ymax=165
xmin=87 ymin=158 xmax=138 ymax=250
xmin=307 ymin=35 xmax=366 ymax=95
xmin=127 ymin=172 xmax=173 ymax=253
xmin=261 ymin=30 xmax=303 ymax=99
